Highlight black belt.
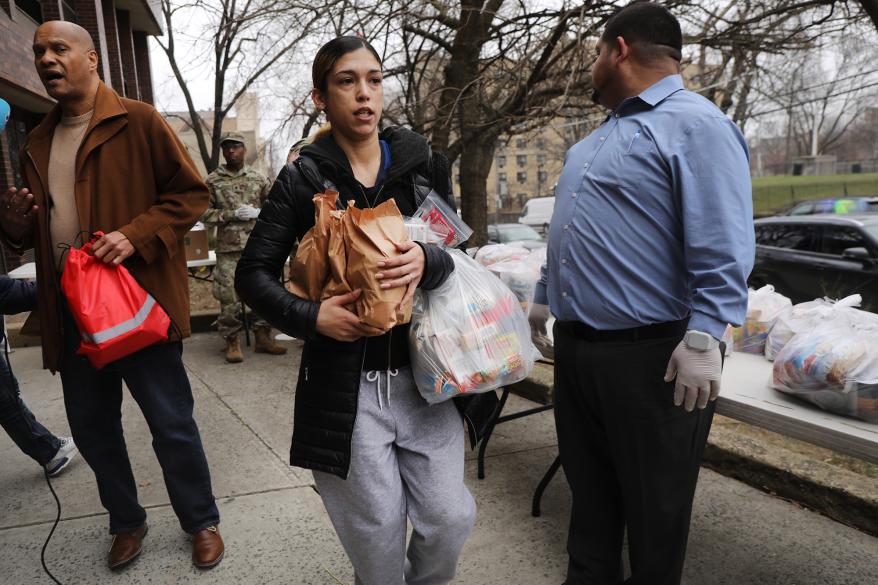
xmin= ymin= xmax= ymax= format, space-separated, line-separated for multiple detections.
xmin=557 ymin=318 xmax=688 ymax=343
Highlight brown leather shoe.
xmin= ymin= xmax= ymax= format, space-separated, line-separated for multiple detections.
xmin=107 ymin=523 xmax=148 ymax=570
xmin=192 ymin=525 xmax=224 ymax=569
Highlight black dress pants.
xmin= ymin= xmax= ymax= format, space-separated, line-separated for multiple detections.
xmin=60 ymin=309 xmax=219 ymax=534
xmin=554 ymin=320 xmax=715 ymax=585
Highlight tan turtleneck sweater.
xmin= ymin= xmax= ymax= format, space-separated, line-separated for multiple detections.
xmin=48 ymin=110 xmax=93 ymax=270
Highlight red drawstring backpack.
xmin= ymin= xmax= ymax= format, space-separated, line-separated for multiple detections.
xmin=60 ymin=232 xmax=171 ymax=369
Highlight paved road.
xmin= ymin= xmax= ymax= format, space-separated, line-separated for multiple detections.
xmin=1 ymin=333 xmax=875 ymax=584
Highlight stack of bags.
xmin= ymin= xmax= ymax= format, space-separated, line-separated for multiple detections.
xmin=767 ymin=295 xmax=878 ymax=422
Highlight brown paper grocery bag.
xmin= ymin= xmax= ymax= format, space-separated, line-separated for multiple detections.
xmin=321 ymin=209 xmax=352 ymax=300
xmin=289 ymin=190 xmax=338 ymax=301
xmin=343 ymin=199 xmax=412 ymax=330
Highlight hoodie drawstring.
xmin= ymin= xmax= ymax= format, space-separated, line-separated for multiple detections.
xmin=366 ymin=368 xmax=399 ymax=411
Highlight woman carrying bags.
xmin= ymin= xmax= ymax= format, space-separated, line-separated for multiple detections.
xmin=236 ymin=37 xmax=493 ymax=585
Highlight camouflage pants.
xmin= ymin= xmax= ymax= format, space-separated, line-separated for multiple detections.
xmin=213 ymin=251 xmax=270 ymax=338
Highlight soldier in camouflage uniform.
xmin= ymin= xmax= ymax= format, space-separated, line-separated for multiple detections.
xmin=203 ymin=133 xmax=287 ymax=362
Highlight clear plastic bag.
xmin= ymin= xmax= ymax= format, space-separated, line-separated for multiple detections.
xmin=485 ymin=248 xmax=546 ymax=316
xmin=771 ymin=315 xmax=878 ymax=422
xmin=412 ymin=191 xmax=473 ymax=248
xmin=764 ymin=295 xmax=862 ymax=361
xmin=409 ymin=249 xmax=539 ymax=404
xmin=474 ymin=243 xmax=531 ymax=267
xmin=731 ymin=285 xmax=792 ymax=355
xmin=404 ymin=217 xmax=430 ymax=244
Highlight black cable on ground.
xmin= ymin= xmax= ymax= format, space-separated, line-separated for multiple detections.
xmin=41 ymin=469 xmax=64 ymax=585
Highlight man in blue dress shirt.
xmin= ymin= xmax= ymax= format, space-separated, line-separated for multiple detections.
xmin=530 ymin=4 xmax=754 ymax=584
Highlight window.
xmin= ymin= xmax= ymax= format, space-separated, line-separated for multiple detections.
xmin=517 ymin=155 xmax=527 ymax=166
xmin=497 ymin=155 xmax=506 ymax=168
xmin=538 ymin=171 xmax=548 ymax=183
xmin=755 ymin=225 xmax=775 ymax=245
xmin=820 ymin=227 xmax=867 ymax=256
xmin=16 ymin=0 xmax=43 ymax=22
xmin=516 ymin=139 xmax=528 ymax=149
xmin=772 ymin=224 xmax=819 ymax=252
xmin=789 ymin=203 xmax=814 ymax=216
xmin=516 ymin=171 xmax=527 ymax=183
xmin=537 ymin=154 xmax=547 ymax=165
xmin=498 ymin=172 xmax=507 ymax=182
xmin=517 ymin=193 xmax=528 ymax=206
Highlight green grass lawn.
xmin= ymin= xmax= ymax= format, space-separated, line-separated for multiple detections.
xmin=752 ymin=173 xmax=878 ymax=216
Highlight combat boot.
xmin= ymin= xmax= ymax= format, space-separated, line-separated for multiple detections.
xmin=224 ymin=335 xmax=244 ymax=363
xmin=254 ymin=328 xmax=287 ymax=355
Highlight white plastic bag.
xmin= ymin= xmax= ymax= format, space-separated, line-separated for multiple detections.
xmin=771 ymin=314 xmax=878 ymax=422
xmin=764 ymin=295 xmax=861 ymax=361
xmin=485 ymin=248 xmax=546 ymax=316
xmin=732 ymin=285 xmax=792 ymax=355
xmin=409 ymin=249 xmax=539 ymax=404
xmin=474 ymin=243 xmax=531 ymax=267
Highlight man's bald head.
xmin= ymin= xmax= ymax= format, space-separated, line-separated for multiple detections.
xmin=33 ymin=20 xmax=100 ymax=113
xmin=35 ymin=20 xmax=95 ymax=51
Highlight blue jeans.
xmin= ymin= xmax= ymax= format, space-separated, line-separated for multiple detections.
xmin=60 ymin=310 xmax=219 ymax=534
xmin=0 ymin=352 xmax=62 ymax=466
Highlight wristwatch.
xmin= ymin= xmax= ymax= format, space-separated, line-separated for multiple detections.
xmin=683 ymin=330 xmax=719 ymax=351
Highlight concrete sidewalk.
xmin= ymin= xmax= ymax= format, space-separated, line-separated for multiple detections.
xmin=1 ymin=333 xmax=875 ymax=584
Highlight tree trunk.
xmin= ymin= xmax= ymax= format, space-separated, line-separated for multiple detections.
xmin=859 ymin=0 xmax=878 ymax=31
xmin=459 ymin=135 xmax=498 ymax=247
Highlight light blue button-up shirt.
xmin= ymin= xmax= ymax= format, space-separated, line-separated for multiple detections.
xmin=534 ymin=74 xmax=754 ymax=340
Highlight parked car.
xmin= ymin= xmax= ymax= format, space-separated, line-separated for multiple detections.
xmin=518 ymin=196 xmax=555 ymax=233
xmin=782 ymin=196 xmax=878 ymax=216
xmin=487 ymin=223 xmax=546 ymax=250
xmin=751 ymin=215 xmax=878 ymax=308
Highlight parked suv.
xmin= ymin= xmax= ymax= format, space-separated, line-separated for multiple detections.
xmin=752 ymin=215 xmax=878 ymax=308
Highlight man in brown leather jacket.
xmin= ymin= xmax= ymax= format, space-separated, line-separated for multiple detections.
xmin=0 ymin=21 xmax=224 ymax=570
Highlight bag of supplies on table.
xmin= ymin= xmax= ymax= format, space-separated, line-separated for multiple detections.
xmin=61 ymin=232 xmax=171 ymax=369
xmin=770 ymin=315 xmax=878 ymax=422
xmin=764 ymin=294 xmax=862 ymax=361
xmin=732 ymin=285 xmax=791 ymax=355
xmin=409 ymin=249 xmax=539 ymax=404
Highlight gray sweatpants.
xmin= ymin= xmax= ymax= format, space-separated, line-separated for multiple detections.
xmin=313 ymin=366 xmax=476 ymax=585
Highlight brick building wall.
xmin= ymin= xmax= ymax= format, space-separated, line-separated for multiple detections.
xmin=133 ymin=31 xmax=153 ymax=104
xmin=0 ymin=4 xmax=48 ymax=100
xmin=100 ymin=0 xmax=124 ymax=91
xmin=116 ymin=9 xmax=139 ymax=100
xmin=73 ymin=0 xmax=113 ymax=85
xmin=41 ymin=0 xmax=63 ymax=21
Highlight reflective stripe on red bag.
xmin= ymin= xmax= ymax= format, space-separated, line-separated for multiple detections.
xmin=80 ymin=294 xmax=158 ymax=345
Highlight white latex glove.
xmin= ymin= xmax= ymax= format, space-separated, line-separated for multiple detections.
xmin=663 ymin=341 xmax=722 ymax=412
xmin=234 ymin=204 xmax=260 ymax=221
xmin=529 ymin=303 xmax=550 ymax=337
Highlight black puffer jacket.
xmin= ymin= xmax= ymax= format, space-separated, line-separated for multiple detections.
xmin=236 ymin=127 xmax=498 ymax=478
